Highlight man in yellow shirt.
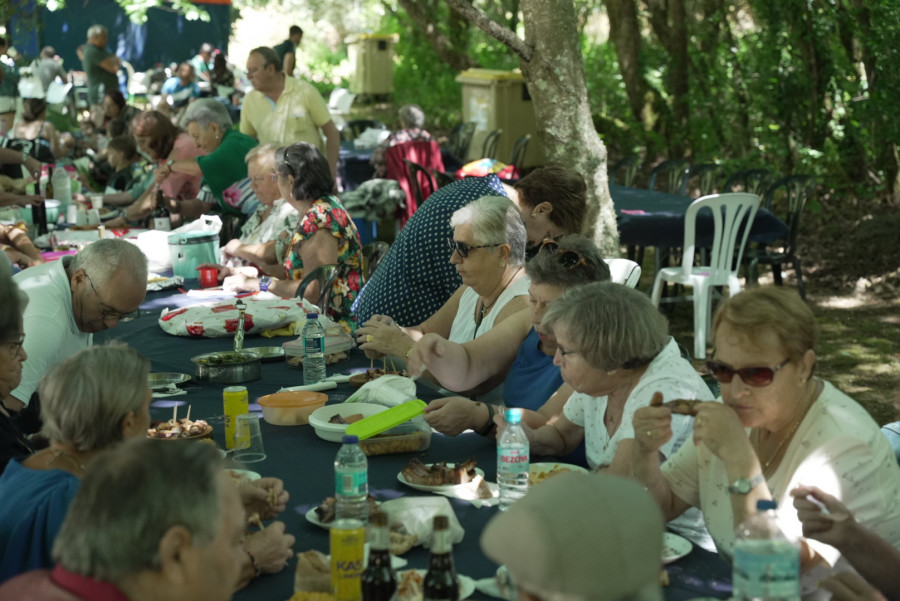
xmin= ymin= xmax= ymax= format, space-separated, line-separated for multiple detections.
xmin=240 ymin=47 xmax=339 ymax=180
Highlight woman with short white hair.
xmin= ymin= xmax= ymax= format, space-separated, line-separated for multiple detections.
xmin=0 ymin=260 xmax=31 ymax=472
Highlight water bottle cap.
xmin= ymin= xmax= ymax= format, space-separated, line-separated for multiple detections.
xmin=756 ymin=499 xmax=777 ymax=511
xmin=505 ymin=408 xmax=523 ymax=424
xmin=307 ymin=313 xmax=318 ymax=319
xmin=342 ymin=434 xmax=359 ymax=444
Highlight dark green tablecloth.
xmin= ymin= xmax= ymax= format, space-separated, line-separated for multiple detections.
xmin=94 ymin=288 xmax=732 ymax=601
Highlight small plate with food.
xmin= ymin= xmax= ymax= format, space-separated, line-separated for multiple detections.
xmin=396 ymin=569 xmax=475 ymax=601
xmin=308 ymin=403 xmax=387 ymax=442
xmin=304 ymin=495 xmax=381 ymax=529
xmin=397 ymin=458 xmax=494 ymax=500
xmin=349 ymin=368 xmax=409 ymax=388
xmin=227 ymin=469 xmax=262 ymax=483
xmin=147 ymin=418 xmax=212 ymax=440
xmin=528 ymin=462 xmax=589 ymax=486
xmin=662 ymin=532 xmax=692 ymax=564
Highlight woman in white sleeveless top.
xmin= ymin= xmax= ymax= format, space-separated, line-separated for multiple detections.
xmin=358 ymin=195 xmax=529 ymax=399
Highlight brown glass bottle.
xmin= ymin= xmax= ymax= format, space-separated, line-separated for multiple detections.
xmin=152 ymin=188 xmax=171 ymax=231
xmin=361 ymin=511 xmax=396 ymax=601
xmin=424 ymin=515 xmax=458 ymax=601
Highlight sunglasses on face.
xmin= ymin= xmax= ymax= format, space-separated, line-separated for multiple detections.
xmin=537 ymin=239 xmax=587 ymax=269
xmin=705 ymin=357 xmax=791 ymax=387
xmin=447 ymin=239 xmax=500 ymax=259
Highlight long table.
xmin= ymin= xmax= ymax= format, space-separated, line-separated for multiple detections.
xmin=96 ymin=288 xmax=733 ymax=601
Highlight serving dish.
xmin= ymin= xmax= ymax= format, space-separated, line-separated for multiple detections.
xmin=257 ymin=391 xmax=328 ymax=426
xmin=308 ymin=403 xmax=387 ymax=442
xmin=148 ymin=372 xmax=192 ymax=390
xmin=245 ymin=346 xmax=285 ymax=362
xmin=191 ymin=351 xmax=261 ymax=384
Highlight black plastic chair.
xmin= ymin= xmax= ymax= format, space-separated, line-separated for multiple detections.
xmin=340 ymin=119 xmax=387 ymax=142
xmin=447 ymin=122 xmax=476 ymax=160
xmin=404 ymin=159 xmax=438 ymax=209
xmin=609 ymin=156 xmax=640 ymax=187
xmin=481 ymin=129 xmax=502 ymax=160
xmin=431 ymin=169 xmax=455 ymax=188
xmin=362 ymin=241 xmax=390 ymax=283
xmin=745 ymin=175 xmax=816 ymax=299
xmin=648 ymin=159 xmax=691 ymax=196
xmin=508 ymin=134 xmax=531 ymax=174
xmin=295 ymin=264 xmax=340 ymax=314
xmin=686 ymin=163 xmax=721 ymax=197
xmin=724 ymin=169 xmax=774 ymax=196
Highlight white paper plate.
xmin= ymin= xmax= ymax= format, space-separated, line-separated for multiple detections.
xmin=226 ymin=469 xmax=261 ymax=483
xmin=397 ymin=569 xmax=475 ymax=600
xmin=662 ymin=532 xmax=692 ymax=564
xmin=397 ymin=464 xmax=487 ymax=500
xmin=528 ymin=462 xmax=589 ymax=485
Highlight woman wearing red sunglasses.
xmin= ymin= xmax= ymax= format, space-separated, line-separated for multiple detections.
xmin=631 ymin=286 xmax=900 ymax=592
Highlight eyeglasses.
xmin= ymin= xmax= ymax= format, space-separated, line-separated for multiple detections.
xmin=447 ymin=239 xmax=500 ymax=259
xmin=705 ymin=357 xmax=791 ymax=387
xmin=3 ymin=334 xmax=25 ymax=355
xmin=537 ymin=239 xmax=587 ymax=269
xmin=87 ymin=274 xmax=140 ymax=323
xmin=557 ymin=347 xmax=580 ymax=362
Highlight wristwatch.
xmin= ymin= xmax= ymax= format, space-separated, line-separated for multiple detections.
xmin=259 ymin=276 xmax=271 ymax=292
xmin=727 ymin=473 xmax=766 ymax=495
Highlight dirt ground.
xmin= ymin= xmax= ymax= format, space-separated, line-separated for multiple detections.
xmin=645 ymin=201 xmax=900 ymax=425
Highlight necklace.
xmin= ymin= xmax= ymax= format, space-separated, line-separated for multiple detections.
xmin=475 ymin=266 xmax=522 ymax=331
xmin=48 ymin=448 xmax=88 ymax=474
xmin=756 ymin=379 xmax=818 ymax=471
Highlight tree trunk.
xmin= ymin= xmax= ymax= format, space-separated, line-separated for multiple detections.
xmin=603 ymin=0 xmax=657 ymax=133
xmin=444 ymin=0 xmax=618 ymax=254
xmin=398 ymin=0 xmax=480 ymax=72
xmin=643 ymin=0 xmax=689 ymax=155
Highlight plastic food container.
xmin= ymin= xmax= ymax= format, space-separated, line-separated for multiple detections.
xmin=358 ymin=423 xmax=432 ymax=456
xmin=308 ymin=403 xmax=387 ymax=442
xmin=257 ymin=391 xmax=328 ymax=426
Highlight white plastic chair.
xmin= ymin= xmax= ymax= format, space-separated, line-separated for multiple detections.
xmin=650 ymin=193 xmax=760 ymax=359
xmin=604 ymin=258 xmax=642 ymax=288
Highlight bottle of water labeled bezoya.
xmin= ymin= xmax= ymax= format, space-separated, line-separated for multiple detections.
xmin=497 ymin=408 xmax=529 ymax=511
xmin=302 ymin=313 xmax=326 ymax=384
xmin=335 ymin=435 xmax=369 ymax=524
xmin=733 ymin=499 xmax=800 ymax=601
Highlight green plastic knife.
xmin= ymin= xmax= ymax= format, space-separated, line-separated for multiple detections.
xmin=345 ymin=399 xmax=427 ymax=440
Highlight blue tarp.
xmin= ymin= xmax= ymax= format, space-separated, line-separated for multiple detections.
xmin=10 ymin=0 xmax=230 ymax=72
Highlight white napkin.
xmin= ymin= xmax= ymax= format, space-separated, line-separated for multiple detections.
xmin=278 ymin=381 xmax=338 ymax=393
xmin=380 ymin=496 xmax=464 ymax=549
xmin=345 ymin=375 xmax=416 ymax=407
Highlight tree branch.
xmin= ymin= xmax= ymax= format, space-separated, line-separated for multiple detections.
xmin=397 ymin=0 xmax=480 ymax=71
xmin=444 ymin=0 xmax=533 ymax=62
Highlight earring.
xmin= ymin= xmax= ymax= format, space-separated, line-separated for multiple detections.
xmin=531 ymin=212 xmax=538 ymax=218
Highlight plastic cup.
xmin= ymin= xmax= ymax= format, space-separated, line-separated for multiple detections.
xmin=198 ymin=266 xmax=219 ymax=288
xmin=89 ymin=194 xmax=103 ymax=210
xmin=233 ymin=413 xmax=266 ymax=463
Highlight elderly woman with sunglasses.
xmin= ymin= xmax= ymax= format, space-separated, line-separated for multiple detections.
xmin=214 ymin=142 xmax=364 ymax=333
xmin=357 ymin=195 xmax=529 ymax=396
xmin=630 ymin=286 xmax=900 ymax=585
xmin=408 ymin=236 xmax=609 ymax=444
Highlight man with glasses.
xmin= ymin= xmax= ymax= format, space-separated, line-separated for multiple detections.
xmin=3 ymin=239 xmax=147 ymax=416
xmin=239 ymin=46 xmax=340 ymax=180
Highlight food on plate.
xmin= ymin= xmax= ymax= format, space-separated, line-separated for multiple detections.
xmin=146 ymin=418 xmax=211 ymax=439
xmin=313 ymin=495 xmax=380 ymax=524
xmin=389 ymin=528 xmax=418 ymax=556
xmin=663 ymin=399 xmax=704 ymax=416
xmin=349 ymin=368 xmax=409 ymax=388
xmin=294 ymin=550 xmax=332 ymax=593
xmin=194 ymin=351 xmax=257 ymax=365
xmin=529 ymin=464 xmax=580 ymax=486
xmin=401 ymin=458 xmax=479 ymax=487
xmin=359 ymin=429 xmax=430 ymax=456
xmin=328 ymin=413 xmax=365 ymax=425
xmin=396 ymin=570 xmax=424 ymax=601
xmin=287 ymin=351 xmax=349 ymax=367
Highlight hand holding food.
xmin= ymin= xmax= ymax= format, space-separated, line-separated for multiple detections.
xmin=791 ymin=485 xmax=854 ymax=547
xmin=690 ymin=401 xmax=752 ymax=463
xmin=244 ymin=521 xmax=295 ymax=575
xmin=357 ymin=320 xmax=413 ymax=358
xmin=423 ymin=397 xmax=478 ymax=436
xmin=195 ymin=262 xmax=232 ymax=281
xmin=632 ymin=392 xmax=674 ymax=453
xmin=240 ymin=477 xmax=288 ymax=521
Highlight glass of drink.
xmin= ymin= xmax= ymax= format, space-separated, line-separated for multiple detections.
xmin=233 ymin=413 xmax=266 ymax=463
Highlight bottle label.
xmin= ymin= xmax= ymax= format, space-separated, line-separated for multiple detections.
xmin=430 ymin=528 xmax=452 ymax=554
xmin=304 ymin=335 xmax=325 ymax=356
xmin=152 ymin=217 xmax=171 ymax=231
xmin=497 ymin=447 xmax=529 ymax=473
xmin=337 ymin=469 xmax=367 ymax=496
xmin=733 ymin=542 xmax=800 ymax=599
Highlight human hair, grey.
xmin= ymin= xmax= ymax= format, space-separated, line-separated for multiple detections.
xmin=450 ymin=195 xmax=527 ymax=266
xmin=87 ymin=25 xmax=107 ymax=40
xmin=70 ymin=238 xmax=148 ymax=287
xmin=245 ymin=143 xmax=277 ymax=170
xmin=543 ymin=282 xmax=669 ymax=371
xmin=525 ymin=235 xmax=610 ymax=289
xmin=53 ymin=439 xmax=223 ymax=583
xmin=399 ymin=104 xmax=425 ymax=129
xmin=38 ymin=342 xmax=150 ymax=452
xmin=0 ymin=263 xmax=28 ymax=343
xmin=275 ymin=142 xmax=334 ymax=200
xmin=250 ymin=46 xmax=282 ymax=72
xmin=181 ymin=97 xmax=233 ymax=132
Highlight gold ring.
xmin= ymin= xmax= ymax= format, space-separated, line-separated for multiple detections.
xmin=365 ymin=335 xmax=374 ymax=343
xmin=645 ymin=430 xmax=652 ymax=437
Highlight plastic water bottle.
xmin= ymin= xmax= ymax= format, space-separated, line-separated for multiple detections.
xmin=733 ymin=499 xmax=800 ymax=601
xmin=50 ymin=164 xmax=72 ymax=205
xmin=302 ymin=313 xmax=326 ymax=384
xmin=335 ymin=435 xmax=369 ymax=523
xmin=497 ymin=407 xmax=529 ymax=511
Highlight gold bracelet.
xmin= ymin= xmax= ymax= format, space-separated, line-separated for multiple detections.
xmin=405 ymin=346 xmax=414 ymax=359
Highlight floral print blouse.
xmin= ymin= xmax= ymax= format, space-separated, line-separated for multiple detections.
xmin=283 ymin=195 xmax=364 ymax=333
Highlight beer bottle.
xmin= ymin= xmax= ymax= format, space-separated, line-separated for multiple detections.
xmin=361 ymin=511 xmax=396 ymax=601
xmin=33 ymin=165 xmax=51 ymax=235
xmin=152 ymin=188 xmax=172 ymax=231
xmin=424 ymin=515 xmax=458 ymax=601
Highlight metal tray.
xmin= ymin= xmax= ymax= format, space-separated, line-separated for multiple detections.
xmin=148 ymin=372 xmax=192 ymax=390
xmin=191 ymin=351 xmax=261 ymax=384
xmin=245 ymin=346 xmax=285 ymax=363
